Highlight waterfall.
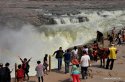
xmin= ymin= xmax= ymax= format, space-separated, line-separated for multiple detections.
xmin=70 ymin=18 xmax=79 ymax=23
xmin=0 ymin=10 xmax=125 ymax=77
xmin=61 ymin=17 xmax=71 ymax=24
xmin=53 ymin=18 xmax=62 ymax=24
xmin=53 ymin=16 xmax=84 ymax=24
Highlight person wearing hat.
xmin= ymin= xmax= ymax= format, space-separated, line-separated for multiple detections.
xmin=106 ymin=44 xmax=118 ymax=70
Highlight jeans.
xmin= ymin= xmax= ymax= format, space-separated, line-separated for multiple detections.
xmin=57 ymin=58 xmax=62 ymax=70
xmin=64 ymin=60 xmax=70 ymax=73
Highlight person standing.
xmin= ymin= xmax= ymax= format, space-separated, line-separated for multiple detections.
xmin=106 ymin=44 xmax=117 ymax=70
xmin=96 ymin=31 xmax=104 ymax=44
xmin=16 ymin=64 xmax=24 ymax=82
xmin=117 ymin=33 xmax=122 ymax=46
xmin=53 ymin=47 xmax=64 ymax=71
xmin=35 ymin=61 xmax=44 ymax=82
xmin=80 ymin=50 xmax=90 ymax=79
xmin=0 ymin=63 xmax=5 ymax=82
xmin=71 ymin=46 xmax=79 ymax=59
xmin=71 ymin=65 xmax=80 ymax=82
xmin=107 ymin=35 xmax=113 ymax=45
xmin=63 ymin=49 xmax=71 ymax=74
xmin=18 ymin=56 xmax=32 ymax=80
xmin=112 ymin=27 xmax=116 ymax=41
xmin=43 ymin=54 xmax=48 ymax=75
xmin=4 ymin=62 xmax=13 ymax=82
xmin=122 ymin=29 xmax=125 ymax=42
xmin=83 ymin=45 xmax=88 ymax=55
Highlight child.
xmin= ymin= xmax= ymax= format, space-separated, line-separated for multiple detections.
xmin=16 ymin=64 xmax=24 ymax=82
xmin=18 ymin=56 xmax=32 ymax=80
xmin=71 ymin=65 xmax=80 ymax=82
xmin=35 ymin=61 xmax=44 ymax=82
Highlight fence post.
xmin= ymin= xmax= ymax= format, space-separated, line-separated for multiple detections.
xmin=49 ymin=55 xmax=51 ymax=72
xmin=15 ymin=63 xmax=17 ymax=82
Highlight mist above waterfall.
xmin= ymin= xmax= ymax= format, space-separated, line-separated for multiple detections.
xmin=0 ymin=10 xmax=125 ymax=77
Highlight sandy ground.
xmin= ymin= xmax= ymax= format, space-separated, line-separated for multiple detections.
xmin=11 ymin=40 xmax=125 ymax=82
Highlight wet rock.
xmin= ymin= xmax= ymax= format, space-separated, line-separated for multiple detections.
xmin=48 ymin=18 xmax=57 ymax=24
xmin=78 ymin=17 xmax=89 ymax=22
